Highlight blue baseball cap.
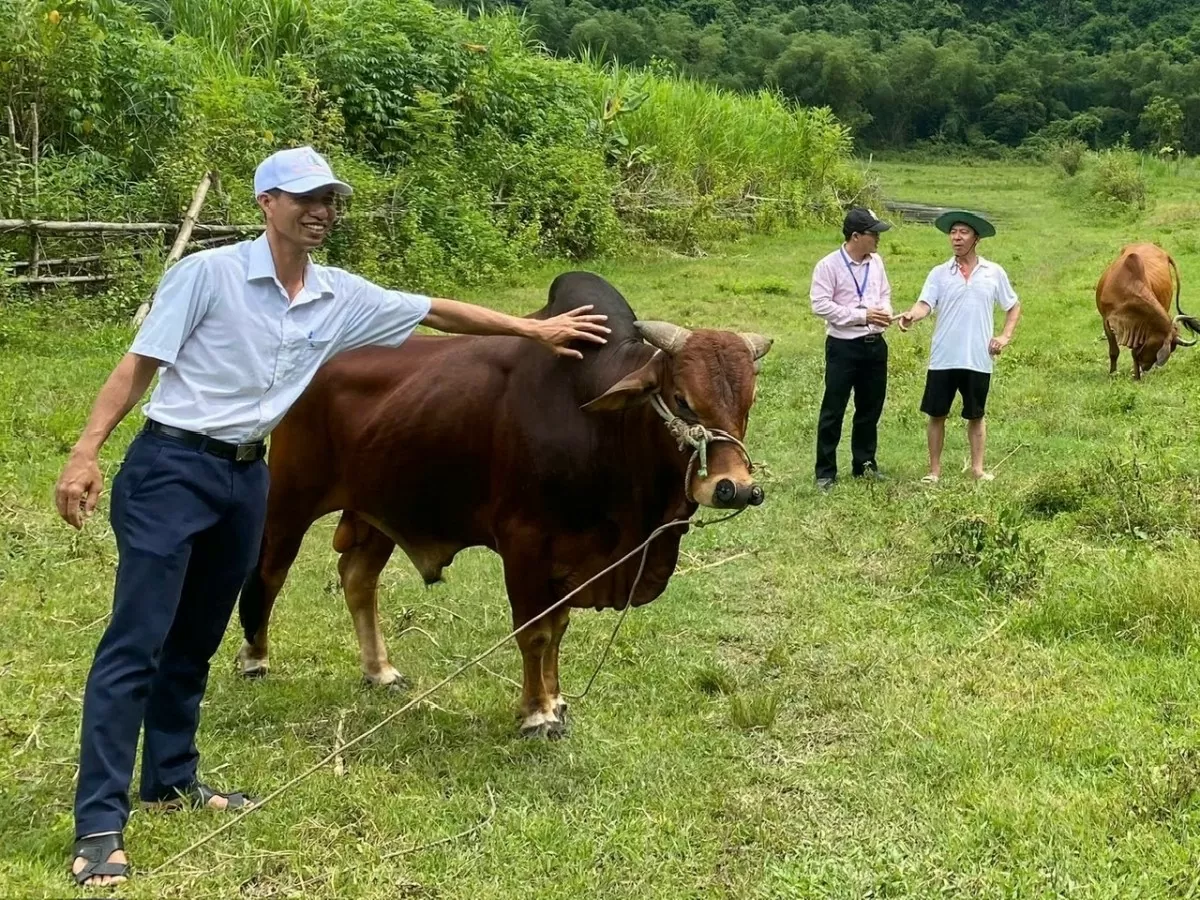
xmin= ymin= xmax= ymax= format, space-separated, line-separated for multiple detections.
xmin=253 ymin=146 xmax=353 ymax=197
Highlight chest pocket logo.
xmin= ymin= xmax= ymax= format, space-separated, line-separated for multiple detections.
xmin=278 ymin=330 xmax=336 ymax=382
xmin=302 ymin=332 xmax=334 ymax=351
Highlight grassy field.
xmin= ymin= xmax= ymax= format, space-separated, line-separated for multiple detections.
xmin=5 ymin=157 xmax=1200 ymax=898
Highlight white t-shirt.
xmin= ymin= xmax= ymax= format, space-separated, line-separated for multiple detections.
xmin=918 ymin=256 xmax=1019 ymax=373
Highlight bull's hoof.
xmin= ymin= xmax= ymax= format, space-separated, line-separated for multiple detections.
xmin=362 ymin=667 xmax=410 ymax=692
xmin=520 ymin=719 xmax=567 ymax=741
xmin=236 ymin=643 xmax=269 ymax=679
xmin=519 ymin=706 xmax=568 ymax=740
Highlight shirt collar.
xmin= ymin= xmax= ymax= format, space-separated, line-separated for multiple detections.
xmin=841 ymin=244 xmax=872 ymax=265
xmin=247 ymin=233 xmax=278 ymax=283
xmin=247 ymin=233 xmax=335 ymax=302
xmin=948 ymin=254 xmax=990 ymax=272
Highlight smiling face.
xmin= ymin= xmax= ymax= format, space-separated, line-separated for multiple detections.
xmin=257 ymin=187 xmax=340 ymax=251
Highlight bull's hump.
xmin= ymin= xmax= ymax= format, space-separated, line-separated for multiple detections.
xmin=546 ymin=271 xmax=639 ymax=343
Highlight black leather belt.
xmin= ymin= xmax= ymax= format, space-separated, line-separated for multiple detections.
xmin=144 ymin=420 xmax=267 ymax=462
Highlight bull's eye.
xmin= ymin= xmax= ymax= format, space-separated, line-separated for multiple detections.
xmin=674 ymin=393 xmax=697 ymax=420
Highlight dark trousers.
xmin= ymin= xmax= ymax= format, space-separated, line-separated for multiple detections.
xmin=73 ymin=428 xmax=269 ymax=838
xmin=815 ymin=335 xmax=888 ymax=480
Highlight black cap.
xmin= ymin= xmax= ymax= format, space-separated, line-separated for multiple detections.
xmin=842 ymin=207 xmax=891 ymax=236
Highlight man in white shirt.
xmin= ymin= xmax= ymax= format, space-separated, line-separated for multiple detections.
xmin=54 ymin=146 xmax=610 ymax=887
xmin=896 ymin=210 xmax=1021 ymax=483
xmin=809 ymin=207 xmax=894 ymax=491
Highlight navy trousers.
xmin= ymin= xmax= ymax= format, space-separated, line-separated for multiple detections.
xmin=73 ymin=428 xmax=269 ymax=838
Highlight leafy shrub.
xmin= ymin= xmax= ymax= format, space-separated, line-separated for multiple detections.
xmin=0 ymin=0 xmax=187 ymax=177
xmin=0 ymin=0 xmax=865 ymax=306
xmin=1132 ymin=746 xmax=1200 ymax=823
xmin=1089 ymin=147 xmax=1146 ymax=209
xmin=1052 ymin=139 xmax=1087 ymax=176
xmin=931 ymin=510 xmax=1046 ymax=599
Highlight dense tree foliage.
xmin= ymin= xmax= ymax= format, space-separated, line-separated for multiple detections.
xmin=467 ymin=0 xmax=1200 ymax=152
xmin=0 ymin=0 xmax=862 ymax=302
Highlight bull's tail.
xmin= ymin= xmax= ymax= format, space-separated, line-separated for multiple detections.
xmin=237 ymin=540 xmax=269 ymax=642
xmin=1171 ymin=254 xmax=1183 ymax=316
xmin=1168 ymin=255 xmax=1200 ymax=336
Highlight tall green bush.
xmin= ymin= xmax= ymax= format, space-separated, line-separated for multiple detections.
xmin=1090 ymin=147 xmax=1146 ymax=209
xmin=0 ymin=0 xmax=865 ymax=306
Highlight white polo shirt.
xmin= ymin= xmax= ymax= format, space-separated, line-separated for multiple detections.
xmin=129 ymin=235 xmax=432 ymax=443
xmin=917 ymin=255 xmax=1019 ymax=374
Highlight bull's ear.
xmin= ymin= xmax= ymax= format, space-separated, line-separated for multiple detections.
xmin=581 ymin=357 xmax=662 ymax=412
xmin=1155 ymin=339 xmax=1173 ymax=368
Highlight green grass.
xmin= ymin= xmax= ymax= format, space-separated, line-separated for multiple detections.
xmin=6 ymin=157 xmax=1200 ymax=897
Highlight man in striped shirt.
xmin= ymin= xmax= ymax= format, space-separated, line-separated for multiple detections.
xmin=809 ymin=207 xmax=894 ymax=491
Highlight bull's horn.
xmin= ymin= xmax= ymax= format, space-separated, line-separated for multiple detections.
xmin=634 ymin=320 xmax=692 ymax=354
xmin=1175 ymin=315 xmax=1199 ymax=346
xmin=740 ymin=333 xmax=773 ymax=360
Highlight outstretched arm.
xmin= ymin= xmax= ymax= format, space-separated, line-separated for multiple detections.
xmin=55 ymin=352 xmax=163 ymax=529
xmin=895 ymin=301 xmax=932 ymax=331
xmin=423 ymin=297 xmax=610 ymax=359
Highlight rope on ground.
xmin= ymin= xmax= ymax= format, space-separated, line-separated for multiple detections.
xmin=992 ymin=442 xmax=1027 ymax=471
xmin=150 ymin=510 xmax=740 ymax=875
xmin=380 ymin=785 xmax=498 ymax=860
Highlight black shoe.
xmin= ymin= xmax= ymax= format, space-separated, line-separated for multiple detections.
xmin=855 ymin=463 xmax=887 ymax=481
xmin=816 ymin=477 xmax=836 ymax=493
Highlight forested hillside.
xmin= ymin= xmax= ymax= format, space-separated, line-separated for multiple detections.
xmin=474 ymin=0 xmax=1200 ymax=152
xmin=0 ymin=0 xmax=862 ymax=305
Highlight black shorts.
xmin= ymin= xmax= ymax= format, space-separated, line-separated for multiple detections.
xmin=920 ymin=368 xmax=991 ymax=420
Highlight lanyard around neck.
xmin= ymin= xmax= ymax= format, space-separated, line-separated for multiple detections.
xmin=840 ymin=248 xmax=869 ymax=303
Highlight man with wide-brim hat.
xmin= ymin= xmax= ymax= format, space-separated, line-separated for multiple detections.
xmin=895 ymin=209 xmax=1021 ymax=483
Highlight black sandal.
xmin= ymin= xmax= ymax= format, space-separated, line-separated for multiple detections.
xmin=150 ymin=781 xmax=260 ymax=811
xmin=72 ymin=832 xmax=128 ymax=886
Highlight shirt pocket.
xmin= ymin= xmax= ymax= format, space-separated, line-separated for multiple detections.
xmin=278 ymin=330 xmax=337 ymax=383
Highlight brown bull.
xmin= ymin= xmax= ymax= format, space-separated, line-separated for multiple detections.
xmin=1095 ymin=242 xmax=1200 ymax=379
xmin=235 ymin=271 xmax=771 ymax=737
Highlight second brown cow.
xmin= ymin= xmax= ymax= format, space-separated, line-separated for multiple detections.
xmin=1095 ymin=242 xmax=1200 ymax=379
